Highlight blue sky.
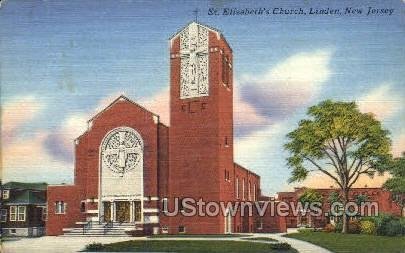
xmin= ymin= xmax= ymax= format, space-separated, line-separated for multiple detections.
xmin=1 ymin=0 xmax=404 ymax=195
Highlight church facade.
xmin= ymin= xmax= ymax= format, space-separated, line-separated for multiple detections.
xmin=46 ymin=22 xmax=286 ymax=235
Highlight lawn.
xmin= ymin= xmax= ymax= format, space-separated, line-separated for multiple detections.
xmin=284 ymin=232 xmax=405 ymax=253
xmin=242 ymin=237 xmax=278 ymax=242
xmin=149 ymin=234 xmax=250 ymax=238
xmin=86 ymin=240 xmax=297 ymax=252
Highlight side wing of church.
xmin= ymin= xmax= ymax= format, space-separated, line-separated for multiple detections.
xmin=46 ymin=22 xmax=286 ymax=236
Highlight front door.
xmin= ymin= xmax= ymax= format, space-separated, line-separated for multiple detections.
xmin=103 ymin=202 xmax=111 ymax=222
xmin=115 ymin=201 xmax=130 ymax=223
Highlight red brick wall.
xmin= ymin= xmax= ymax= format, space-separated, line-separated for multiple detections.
xmin=47 ymin=98 xmax=162 ymax=235
xmin=158 ymin=123 xmax=169 ymax=199
xmin=277 ymin=187 xmax=402 ymax=228
xmin=46 ymin=185 xmax=83 ymax=235
xmin=167 ymin=29 xmax=235 ymax=234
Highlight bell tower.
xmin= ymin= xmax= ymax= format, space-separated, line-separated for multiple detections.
xmin=167 ymin=22 xmax=234 ymax=234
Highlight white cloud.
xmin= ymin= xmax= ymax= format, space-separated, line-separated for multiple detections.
xmin=140 ymin=87 xmax=170 ymax=125
xmin=1 ymin=96 xmax=45 ymax=144
xmin=357 ymin=83 xmax=402 ymax=120
xmin=239 ymin=49 xmax=333 ymax=121
xmin=2 ymin=132 xmax=73 ymax=183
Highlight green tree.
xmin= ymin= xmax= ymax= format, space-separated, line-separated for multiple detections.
xmin=328 ymin=191 xmax=342 ymax=204
xmin=285 ymin=100 xmax=391 ymax=233
xmin=383 ymin=153 xmax=405 ymax=216
xmin=354 ymin=194 xmax=369 ymax=206
xmin=327 ymin=191 xmax=343 ymax=222
xmin=298 ymin=188 xmax=323 ymax=227
xmin=298 ymin=188 xmax=323 ymax=204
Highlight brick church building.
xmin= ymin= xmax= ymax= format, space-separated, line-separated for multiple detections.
xmin=46 ymin=22 xmax=286 ymax=236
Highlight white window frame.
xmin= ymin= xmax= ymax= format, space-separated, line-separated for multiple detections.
xmin=17 ymin=206 xmax=26 ymax=221
xmin=2 ymin=190 xmax=9 ymax=200
xmin=178 ymin=225 xmax=186 ymax=233
xmin=257 ymin=218 xmax=263 ymax=230
xmin=254 ymin=184 xmax=257 ymax=201
xmin=242 ymin=179 xmax=245 ymax=200
xmin=162 ymin=198 xmax=168 ymax=213
xmin=0 ymin=209 xmax=7 ymax=222
xmin=236 ymin=177 xmax=239 ymax=199
xmin=42 ymin=207 xmax=48 ymax=221
xmin=55 ymin=201 xmax=66 ymax=214
xmin=10 ymin=206 xmax=17 ymax=221
xmin=248 ymin=181 xmax=251 ymax=201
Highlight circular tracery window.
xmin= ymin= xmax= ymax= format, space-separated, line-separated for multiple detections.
xmin=101 ymin=127 xmax=143 ymax=175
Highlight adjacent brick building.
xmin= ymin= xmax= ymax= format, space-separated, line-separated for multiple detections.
xmin=278 ymin=187 xmax=403 ymax=228
xmin=1 ymin=182 xmax=47 ymax=237
xmin=46 ymin=21 xmax=286 ymax=236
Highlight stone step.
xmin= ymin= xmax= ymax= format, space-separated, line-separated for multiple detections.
xmin=62 ymin=234 xmax=131 ymax=237
xmin=63 ymin=222 xmax=139 ymax=237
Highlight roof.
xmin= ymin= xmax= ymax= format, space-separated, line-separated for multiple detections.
xmin=88 ymin=95 xmax=159 ymax=123
xmin=277 ymin=187 xmax=389 ymax=195
xmin=169 ymin=21 xmax=231 ymax=51
xmin=3 ymin=182 xmax=47 ymax=191
xmin=76 ymin=95 xmax=161 ymax=141
xmin=3 ymin=190 xmax=46 ymax=205
xmin=234 ymin=162 xmax=260 ymax=178
xmin=169 ymin=21 xmax=221 ymax=41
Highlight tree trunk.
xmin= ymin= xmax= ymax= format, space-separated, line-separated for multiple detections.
xmin=342 ymin=189 xmax=349 ymax=233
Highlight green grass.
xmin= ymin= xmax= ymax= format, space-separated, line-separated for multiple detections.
xmin=242 ymin=237 xmax=278 ymax=242
xmin=87 ymin=240 xmax=298 ymax=252
xmin=149 ymin=234 xmax=250 ymax=238
xmin=284 ymin=232 xmax=405 ymax=253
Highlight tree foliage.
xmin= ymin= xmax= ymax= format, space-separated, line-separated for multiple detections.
xmin=354 ymin=194 xmax=369 ymax=206
xmin=285 ymin=100 xmax=391 ymax=188
xmin=285 ymin=100 xmax=392 ymax=233
xmin=328 ymin=191 xmax=342 ymax=203
xmin=383 ymin=153 xmax=405 ymax=215
xmin=298 ymin=188 xmax=323 ymax=204
xmin=383 ymin=153 xmax=405 ymax=193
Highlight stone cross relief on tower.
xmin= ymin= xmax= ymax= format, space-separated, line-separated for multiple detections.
xmin=179 ymin=23 xmax=209 ymax=99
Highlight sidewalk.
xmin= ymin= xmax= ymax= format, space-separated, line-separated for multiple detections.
xmin=2 ymin=229 xmax=332 ymax=253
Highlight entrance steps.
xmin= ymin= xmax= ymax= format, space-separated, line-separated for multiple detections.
xmin=62 ymin=222 xmax=137 ymax=237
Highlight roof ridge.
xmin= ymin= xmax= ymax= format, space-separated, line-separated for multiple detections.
xmin=168 ymin=21 xmax=222 ymax=41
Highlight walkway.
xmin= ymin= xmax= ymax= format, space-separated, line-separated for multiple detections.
xmin=247 ymin=229 xmax=332 ymax=253
xmin=2 ymin=229 xmax=332 ymax=253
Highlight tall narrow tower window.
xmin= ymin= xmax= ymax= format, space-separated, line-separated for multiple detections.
xmin=222 ymin=54 xmax=230 ymax=86
xmin=236 ymin=177 xmax=239 ymax=199
xmin=242 ymin=179 xmax=245 ymax=200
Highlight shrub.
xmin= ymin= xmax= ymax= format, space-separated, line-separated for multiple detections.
xmin=374 ymin=213 xmax=399 ymax=236
xmin=399 ymin=217 xmax=405 ymax=235
xmin=386 ymin=219 xmax=402 ymax=236
xmin=270 ymin=242 xmax=292 ymax=250
xmin=297 ymin=228 xmax=314 ymax=234
xmin=324 ymin=224 xmax=335 ymax=233
xmin=335 ymin=221 xmax=343 ymax=233
xmin=348 ymin=220 xmax=361 ymax=234
xmin=125 ymin=229 xmax=145 ymax=237
xmin=362 ymin=213 xmax=405 ymax=236
xmin=85 ymin=242 xmax=105 ymax=251
xmin=360 ymin=220 xmax=376 ymax=235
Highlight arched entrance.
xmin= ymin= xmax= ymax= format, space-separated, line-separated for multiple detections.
xmin=98 ymin=126 xmax=144 ymax=223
